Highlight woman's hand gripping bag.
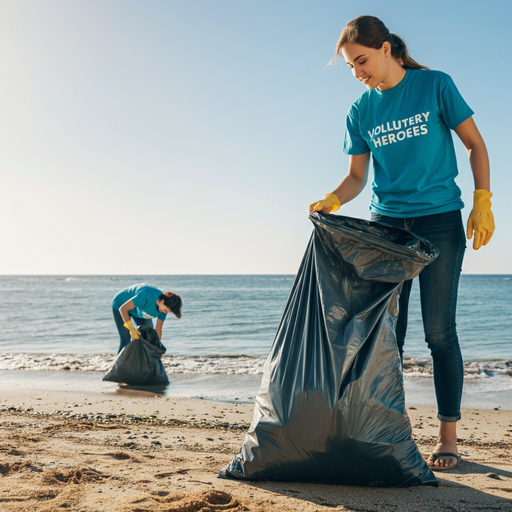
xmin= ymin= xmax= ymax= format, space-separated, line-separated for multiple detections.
xmin=220 ymin=212 xmax=439 ymax=487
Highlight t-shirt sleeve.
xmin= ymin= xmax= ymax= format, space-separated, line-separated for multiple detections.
xmin=439 ymin=74 xmax=474 ymax=130
xmin=343 ymin=105 xmax=370 ymax=155
xmin=158 ymin=312 xmax=167 ymax=322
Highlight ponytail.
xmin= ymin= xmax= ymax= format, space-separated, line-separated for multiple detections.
xmin=332 ymin=16 xmax=430 ymax=70
xmin=389 ymin=33 xmax=428 ymax=70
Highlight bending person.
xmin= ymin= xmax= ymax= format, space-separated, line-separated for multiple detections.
xmin=309 ymin=16 xmax=494 ymax=471
xmin=112 ymin=283 xmax=182 ymax=353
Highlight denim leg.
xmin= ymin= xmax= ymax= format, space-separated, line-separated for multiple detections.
xmin=371 ymin=210 xmax=466 ymax=422
xmin=411 ymin=211 xmax=466 ymax=422
xmin=113 ymin=308 xmax=131 ymax=354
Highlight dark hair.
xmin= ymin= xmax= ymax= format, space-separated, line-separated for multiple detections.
xmin=333 ymin=15 xmax=429 ymax=70
xmin=159 ymin=292 xmax=182 ymax=319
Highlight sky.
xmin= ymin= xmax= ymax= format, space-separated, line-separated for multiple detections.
xmin=0 ymin=0 xmax=510 ymax=275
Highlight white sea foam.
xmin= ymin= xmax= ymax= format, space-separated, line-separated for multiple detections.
xmin=0 ymin=353 xmax=266 ymax=375
xmin=401 ymin=359 xmax=512 ymax=393
xmin=1 ymin=353 xmax=509 ymax=381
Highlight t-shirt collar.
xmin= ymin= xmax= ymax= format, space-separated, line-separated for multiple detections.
xmin=373 ymin=68 xmax=412 ymax=96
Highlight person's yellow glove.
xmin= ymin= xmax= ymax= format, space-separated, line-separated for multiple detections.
xmin=466 ymin=189 xmax=495 ymax=250
xmin=308 ymin=193 xmax=341 ymax=215
xmin=123 ymin=320 xmax=140 ymax=340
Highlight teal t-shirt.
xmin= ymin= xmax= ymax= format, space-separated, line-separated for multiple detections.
xmin=112 ymin=283 xmax=167 ymax=322
xmin=343 ymin=68 xmax=474 ymax=217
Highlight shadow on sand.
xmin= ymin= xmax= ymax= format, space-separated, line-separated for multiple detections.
xmin=115 ymin=382 xmax=169 ymax=396
xmin=222 ymin=458 xmax=512 ymax=511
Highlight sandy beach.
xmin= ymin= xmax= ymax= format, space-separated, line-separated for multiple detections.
xmin=0 ymin=389 xmax=510 ymax=512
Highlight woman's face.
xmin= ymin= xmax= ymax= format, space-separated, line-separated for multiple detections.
xmin=156 ymin=299 xmax=171 ymax=314
xmin=341 ymin=41 xmax=391 ymax=90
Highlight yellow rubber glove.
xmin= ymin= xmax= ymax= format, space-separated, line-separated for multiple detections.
xmin=466 ymin=189 xmax=495 ymax=250
xmin=308 ymin=193 xmax=341 ymax=215
xmin=123 ymin=320 xmax=140 ymax=340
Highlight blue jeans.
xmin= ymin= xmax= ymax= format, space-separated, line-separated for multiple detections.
xmin=371 ymin=210 xmax=466 ymax=423
xmin=112 ymin=308 xmax=154 ymax=354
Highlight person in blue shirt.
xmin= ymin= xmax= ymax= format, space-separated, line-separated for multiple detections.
xmin=309 ymin=16 xmax=495 ymax=471
xmin=112 ymin=283 xmax=182 ymax=354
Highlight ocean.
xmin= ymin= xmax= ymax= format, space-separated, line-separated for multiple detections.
xmin=1 ymin=275 xmax=511 ymax=408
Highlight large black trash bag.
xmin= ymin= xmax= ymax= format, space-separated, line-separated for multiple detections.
xmin=103 ymin=325 xmax=169 ymax=385
xmin=220 ymin=212 xmax=439 ymax=487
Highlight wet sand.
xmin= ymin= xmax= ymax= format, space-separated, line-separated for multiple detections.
xmin=0 ymin=389 xmax=511 ymax=511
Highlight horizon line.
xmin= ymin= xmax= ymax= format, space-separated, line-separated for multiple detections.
xmin=0 ymin=273 xmax=510 ymax=277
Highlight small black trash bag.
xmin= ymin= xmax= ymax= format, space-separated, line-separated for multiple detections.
xmin=220 ymin=212 xmax=439 ymax=487
xmin=103 ymin=325 xmax=169 ymax=385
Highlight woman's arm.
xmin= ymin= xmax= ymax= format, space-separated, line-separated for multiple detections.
xmin=454 ymin=117 xmax=495 ymax=250
xmin=309 ymin=153 xmax=370 ymax=214
xmin=332 ymin=153 xmax=371 ymax=205
xmin=155 ymin=319 xmax=164 ymax=340
xmin=119 ymin=299 xmax=136 ymax=323
xmin=454 ymin=117 xmax=490 ymax=190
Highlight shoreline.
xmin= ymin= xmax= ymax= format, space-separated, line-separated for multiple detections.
xmin=2 ymin=388 xmax=512 ymax=437
xmin=1 ymin=367 xmax=511 ymax=411
xmin=1 ymin=352 xmax=511 ymax=373
xmin=0 ymin=391 xmax=511 ymax=511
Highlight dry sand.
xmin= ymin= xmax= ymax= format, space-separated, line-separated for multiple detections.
xmin=0 ymin=389 xmax=511 ymax=511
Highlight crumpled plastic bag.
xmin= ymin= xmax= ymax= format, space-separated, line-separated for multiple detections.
xmin=103 ymin=325 xmax=169 ymax=385
xmin=220 ymin=212 xmax=439 ymax=487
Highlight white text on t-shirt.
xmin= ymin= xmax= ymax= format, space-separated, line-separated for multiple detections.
xmin=368 ymin=112 xmax=430 ymax=148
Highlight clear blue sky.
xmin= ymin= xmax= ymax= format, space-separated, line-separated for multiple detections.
xmin=1 ymin=0 xmax=510 ymax=274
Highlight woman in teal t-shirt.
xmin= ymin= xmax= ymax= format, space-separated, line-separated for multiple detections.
xmin=309 ymin=16 xmax=495 ymax=472
xmin=112 ymin=283 xmax=182 ymax=353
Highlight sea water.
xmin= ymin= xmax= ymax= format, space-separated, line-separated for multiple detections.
xmin=0 ymin=275 xmax=511 ymax=407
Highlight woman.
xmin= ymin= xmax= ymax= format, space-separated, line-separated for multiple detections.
xmin=309 ymin=16 xmax=495 ymax=471
xmin=111 ymin=283 xmax=182 ymax=353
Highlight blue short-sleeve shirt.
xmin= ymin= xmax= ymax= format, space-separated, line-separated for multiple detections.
xmin=343 ymin=69 xmax=474 ymax=217
xmin=112 ymin=283 xmax=167 ymax=321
